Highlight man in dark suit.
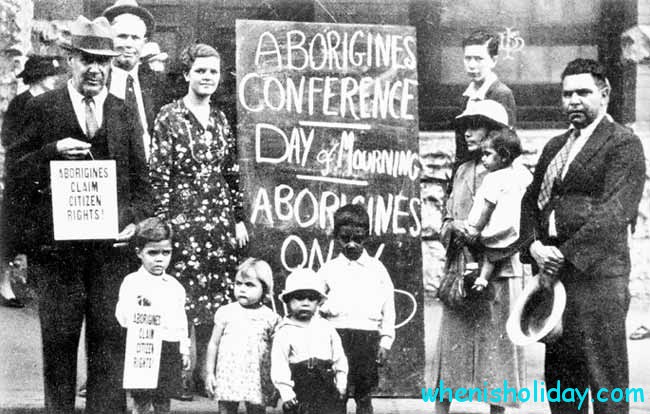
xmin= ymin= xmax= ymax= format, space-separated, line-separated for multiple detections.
xmin=520 ymin=58 xmax=646 ymax=414
xmin=102 ymin=0 xmax=170 ymax=161
xmin=6 ymin=16 xmax=152 ymax=414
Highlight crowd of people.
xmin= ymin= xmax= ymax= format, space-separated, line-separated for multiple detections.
xmin=0 ymin=1 xmax=647 ymax=414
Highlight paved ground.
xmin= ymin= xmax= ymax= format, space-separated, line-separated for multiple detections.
xmin=1 ymin=292 xmax=650 ymax=413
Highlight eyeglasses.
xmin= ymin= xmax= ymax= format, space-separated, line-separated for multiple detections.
xmin=290 ymin=291 xmax=321 ymax=301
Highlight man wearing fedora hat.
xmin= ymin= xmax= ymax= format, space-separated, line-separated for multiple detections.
xmin=141 ymin=42 xmax=168 ymax=73
xmin=520 ymin=58 xmax=646 ymax=414
xmin=1 ymin=55 xmax=67 ymax=308
xmin=6 ymin=15 xmax=152 ymax=414
xmin=103 ymin=0 xmax=170 ymax=161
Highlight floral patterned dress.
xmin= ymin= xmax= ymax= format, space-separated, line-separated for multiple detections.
xmin=212 ymin=302 xmax=279 ymax=406
xmin=150 ymin=99 xmax=243 ymax=326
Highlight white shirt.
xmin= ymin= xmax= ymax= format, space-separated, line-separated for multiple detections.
xmin=468 ymin=163 xmax=532 ymax=248
xmin=271 ymin=315 xmax=348 ymax=401
xmin=67 ymin=80 xmax=107 ymax=136
xmin=318 ymin=251 xmax=396 ymax=350
xmin=115 ymin=267 xmax=190 ymax=355
xmin=548 ymin=112 xmax=607 ymax=236
xmin=462 ymin=71 xmax=498 ymax=102
xmin=109 ymin=64 xmax=150 ymax=159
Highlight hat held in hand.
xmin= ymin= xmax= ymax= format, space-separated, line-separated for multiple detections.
xmin=506 ymin=275 xmax=566 ymax=346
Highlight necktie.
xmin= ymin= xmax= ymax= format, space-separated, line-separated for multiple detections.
xmin=84 ymin=97 xmax=99 ymax=139
xmin=125 ymin=75 xmax=140 ymax=116
xmin=537 ymin=129 xmax=580 ymax=210
xmin=126 ymin=74 xmax=145 ymax=136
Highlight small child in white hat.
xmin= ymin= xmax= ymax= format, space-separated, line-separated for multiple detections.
xmin=271 ymin=268 xmax=348 ymax=414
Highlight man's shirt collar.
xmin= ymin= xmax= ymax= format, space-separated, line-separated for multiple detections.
xmin=109 ymin=64 xmax=140 ymax=99
xmin=462 ymin=71 xmax=498 ymax=101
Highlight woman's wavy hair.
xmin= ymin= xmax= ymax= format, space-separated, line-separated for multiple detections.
xmin=179 ymin=43 xmax=220 ymax=75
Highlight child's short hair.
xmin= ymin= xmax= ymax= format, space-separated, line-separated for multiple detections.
xmin=484 ymin=127 xmax=522 ymax=165
xmin=333 ymin=204 xmax=370 ymax=237
xmin=237 ymin=257 xmax=274 ymax=298
xmin=133 ymin=217 xmax=173 ymax=249
xmin=462 ymin=30 xmax=500 ymax=58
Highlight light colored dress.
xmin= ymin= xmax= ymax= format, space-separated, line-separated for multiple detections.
xmin=150 ymin=99 xmax=243 ymax=325
xmin=436 ymin=159 xmax=526 ymax=408
xmin=213 ymin=302 xmax=279 ymax=405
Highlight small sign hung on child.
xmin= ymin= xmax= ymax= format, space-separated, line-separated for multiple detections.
xmin=123 ymin=305 xmax=163 ymax=389
xmin=50 ymin=160 xmax=118 ymax=240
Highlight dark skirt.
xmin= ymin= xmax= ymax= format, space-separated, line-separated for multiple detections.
xmin=129 ymin=340 xmax=182 ymax=399
xmin=336 ymin=329 xmax=379 ymax=398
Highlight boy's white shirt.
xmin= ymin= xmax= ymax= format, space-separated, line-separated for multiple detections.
xmin=462 ymin=70 xmax=498 ymax=102
xmin=115 ymin=266 xmax=190 ymax=355
xmin=271 ymin=314 xmax=348 ymax=401
xmin=318 ymin=250 xmax=396 ymax=350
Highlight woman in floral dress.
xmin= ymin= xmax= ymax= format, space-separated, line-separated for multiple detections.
xmin=149 ymin=43 xmax=249 ymax=393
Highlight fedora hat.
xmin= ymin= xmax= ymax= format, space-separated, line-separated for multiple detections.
xmin=102 ymin=0 xmax=155 ymax=37
xmin=141 ymin=42 xmax=168 ymax=62
xmin=506 ymin=275 xmax=566 ymax=346
xmin=455 ymin=99 xmax=511 ymax=130
xmin=279 ymin=268 xmax=327 ymax=303
xmin=17 ymin=55 xmax=67 ymax=83
xmin=61 ymin=16 xmax=119 ymax=57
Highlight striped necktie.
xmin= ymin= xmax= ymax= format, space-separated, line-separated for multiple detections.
xmin=537 ymin=129 xmax=580 ymax=210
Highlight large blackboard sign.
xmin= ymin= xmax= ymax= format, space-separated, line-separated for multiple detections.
xmin=236 ymin=19 xmax=422 ymax=395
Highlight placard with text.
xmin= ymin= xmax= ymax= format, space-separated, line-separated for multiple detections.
xmin=236 ymin=19 xmax=423 ymax=395
xmin=123 ymin=305 xmax=163 ymax=389
xmin=50 ymin=160 xmax=118 ymax=240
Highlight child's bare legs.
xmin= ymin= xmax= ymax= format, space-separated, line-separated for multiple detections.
xmin=473 ymin=256 xmax=495 ymax=291
xmin=433 ymin=398 xmax=451 ymax=414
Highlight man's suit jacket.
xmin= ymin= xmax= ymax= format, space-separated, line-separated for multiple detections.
xmin=6 ymin=86 xmax=153 ymax=253
xmin=460 ymin=79 xmax=517 ymax=126
xmin=109 ymin=64 xmax=171 ymax=135
xmin=520 ymin=116 xmax=646 ymax=280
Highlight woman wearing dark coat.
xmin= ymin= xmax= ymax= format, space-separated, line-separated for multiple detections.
xmin=0 ymin=55 xmax=67 ymax=307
